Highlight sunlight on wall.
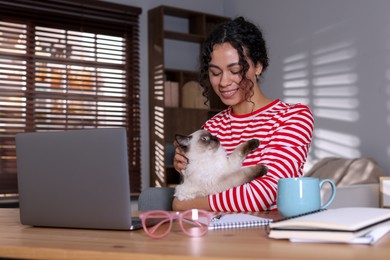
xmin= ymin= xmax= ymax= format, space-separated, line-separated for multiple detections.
xmin=283 ymin=52 xmax=310 ymax=105
xmin=282 ymin=40 xmax=359 ymax=123
xmin=312 ymin=40 xmax=359 ymax=122
xmin=303 ymin=128 xmax=361 ymax=173
xmin=283 ymin=34 xmax=361 ymax=172
xmin=310 ymin=39 xmax=360 ymax=166
xmin=313 ymin=128 xmax=361 ymax=158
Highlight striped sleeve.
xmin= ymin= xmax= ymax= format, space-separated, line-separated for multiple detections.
xmin=205 ymin=102 xmax=314 ymax=212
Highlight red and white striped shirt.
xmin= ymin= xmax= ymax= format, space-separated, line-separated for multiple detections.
xmin=203 ymin=99 xmax=314 ymax=212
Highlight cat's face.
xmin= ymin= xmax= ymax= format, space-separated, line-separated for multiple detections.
xmin=175 ymin=130 xmax=220 ymax=157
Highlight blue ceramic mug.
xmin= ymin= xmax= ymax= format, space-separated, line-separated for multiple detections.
xmin=277 ymin=177 xmax=336 ymax=218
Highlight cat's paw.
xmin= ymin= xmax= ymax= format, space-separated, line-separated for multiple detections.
xmin=245 ymin=139 xmax=260 ymax=153
xmin=253 ymin=163 xmax=268 ymax=178
xmin=239 ymin=163 xmax=268 ymax=183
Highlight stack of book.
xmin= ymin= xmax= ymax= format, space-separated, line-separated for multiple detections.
xmin=266 ymin=207 xmax=390 ymax=245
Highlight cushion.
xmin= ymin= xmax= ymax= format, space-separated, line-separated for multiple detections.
xmin=304 ymin=157 xmax=386 ymax=187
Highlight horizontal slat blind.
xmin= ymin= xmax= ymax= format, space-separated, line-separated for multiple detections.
xmin=0 ymin=0 xmax=142 ymax=195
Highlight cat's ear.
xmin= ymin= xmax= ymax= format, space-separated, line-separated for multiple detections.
xmin=175 ymin=134 xmax=191 ymax=147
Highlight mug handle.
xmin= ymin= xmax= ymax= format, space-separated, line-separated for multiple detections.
xmin=319 ymin=179 xmax=336 ymax=209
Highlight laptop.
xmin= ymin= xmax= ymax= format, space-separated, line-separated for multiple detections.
xmin=15 ymin=127 xmax=143 ymax=230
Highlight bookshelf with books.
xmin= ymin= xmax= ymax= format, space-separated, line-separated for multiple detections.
xmin=148 ymin=6 xmax=229 ymax=187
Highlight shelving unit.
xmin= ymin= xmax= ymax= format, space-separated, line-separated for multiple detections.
xmin=148 ymin=6 xmax=229 ymax=187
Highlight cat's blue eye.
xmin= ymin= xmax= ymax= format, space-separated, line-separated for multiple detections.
xmin=201 ymin=136 xmax=210 ymax=142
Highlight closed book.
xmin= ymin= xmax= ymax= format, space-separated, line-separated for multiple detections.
xmin=170 ymin=81 xmax=179 ymax=107
xmin=267 ymin=207 xmax=390 ymax=243
xmin=164 ymin=81 xmax=179 ymax=107
xmin=182 ymin=81 xmax=208 ymax=109
xmin=164 ymin=81 xmax=172 ymax=107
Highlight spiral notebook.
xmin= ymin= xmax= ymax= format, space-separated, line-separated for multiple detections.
xmin=209 ymin=213 xmax=273 ymax=230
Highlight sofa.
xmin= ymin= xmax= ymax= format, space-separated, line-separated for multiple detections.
xmin=322 ymin=183 xmax=379 ymax=209
xmin=304 ymin=157 xmax=386 ymax=209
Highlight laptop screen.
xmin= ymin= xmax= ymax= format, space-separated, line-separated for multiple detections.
xmin=16 ymin=128 xmax=135 ymax=230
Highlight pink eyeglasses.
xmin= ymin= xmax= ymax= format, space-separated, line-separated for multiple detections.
xmin=139 ymin=209 xmax=212 ymax=238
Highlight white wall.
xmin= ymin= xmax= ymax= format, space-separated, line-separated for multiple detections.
xmin=224 ymin=0 xmax=390 ymax=174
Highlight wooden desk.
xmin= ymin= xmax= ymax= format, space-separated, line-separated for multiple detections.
xmin=1 ymin=208 xmax=390 ymax=260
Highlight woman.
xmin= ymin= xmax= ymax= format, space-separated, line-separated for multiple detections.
xmin=173 ymin=17 xmax=314 ymax=212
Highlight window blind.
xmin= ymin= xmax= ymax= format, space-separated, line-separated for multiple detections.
xmin=0 ymin=0 xmax=142 ymax=195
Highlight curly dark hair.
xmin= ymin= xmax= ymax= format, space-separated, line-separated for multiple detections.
xmin=199 ymin=17 xmax=269 ymax=105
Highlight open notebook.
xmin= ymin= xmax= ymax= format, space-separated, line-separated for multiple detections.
xmin=16 ymin=128 xmax=143 ymax=230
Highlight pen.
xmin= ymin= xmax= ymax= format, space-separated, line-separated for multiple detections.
xmin=211 ymin=214 xmax=224 ymax=222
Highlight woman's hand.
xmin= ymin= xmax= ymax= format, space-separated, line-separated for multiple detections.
xmin=173 ymin=145 xmax=188 ymax=174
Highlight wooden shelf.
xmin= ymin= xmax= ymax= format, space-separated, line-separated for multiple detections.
xmin=164 ymin=31 xmax=204 ymax=42
xmin=148 ymin=5 xmax=229 ymax=187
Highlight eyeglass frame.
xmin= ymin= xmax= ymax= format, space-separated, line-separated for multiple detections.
xmin=139 ymin=209 xmax=213 ymax=238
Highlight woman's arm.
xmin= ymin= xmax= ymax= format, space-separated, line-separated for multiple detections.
xmin=172 ymin=196 xmax=211 ymax=211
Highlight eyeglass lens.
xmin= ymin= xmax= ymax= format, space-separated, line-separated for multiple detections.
xmin=180 ymin=209 xmax=209 ymax=237
xmin=142 ymin=211 xmax=172 ymax=238
xmin=142 ymin=209 xmax=210 ymax=238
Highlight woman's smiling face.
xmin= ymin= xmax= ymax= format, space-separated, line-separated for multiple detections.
xmin=208 ymin=43 xmax=261 ymax=107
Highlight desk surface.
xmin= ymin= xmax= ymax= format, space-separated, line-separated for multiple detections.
xmin=1 ymin=208 xmax=390 ymax=260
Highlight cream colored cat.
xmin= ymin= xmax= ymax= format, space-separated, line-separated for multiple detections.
xmin=174 ymin=129 xmax=268 ymax=201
